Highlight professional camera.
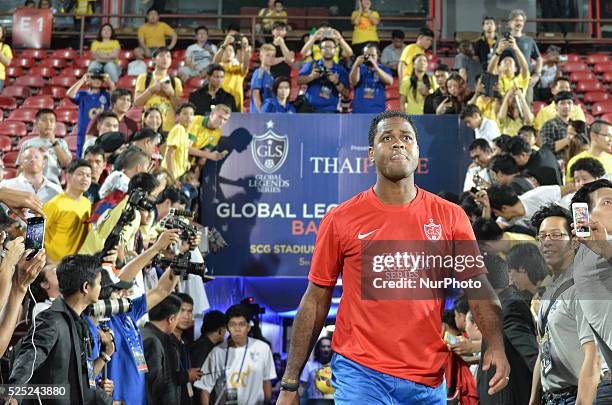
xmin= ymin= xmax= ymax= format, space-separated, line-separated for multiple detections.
xmin=233 ymin=35 xmax=246 ymax=50
xmin=86 ymin=298 xmax=132 ymax=318
xmin=364 ymin=55 xmax=374 ymax=68
xmin=160 ymin=208 xmax=198 ymax=243
xmin=153 ymin=253 xmax=215 ymax=282
xmin=128 ymin=188 xmax=155 ymax=211
xmin=240 ymin=297 xmax=265 ymax=321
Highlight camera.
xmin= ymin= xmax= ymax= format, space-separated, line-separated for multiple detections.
xmin=503 ymin=32 xmax=511 ymax=40
xmin=86 ymin=298 xmax=132 ymax=318
xmin=233 ymin=35 xmax=245 ymax=50
xmin=240 ymin=297 xmax=265 ymax=321
xmin=160 ymin=208 xmax=198 ymax=243
xmin=364 ymin=55 xmax=373 ymax=68
xmin=153 ymin=253 xmax=215 ymax=282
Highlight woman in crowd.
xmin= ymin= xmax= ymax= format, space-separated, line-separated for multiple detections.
xmin=497 ymin=86 xmax=533 ymax=136
xmin=262 ymin=77 xmax=296 ymax=113
xmin=0 ymin=25 xmax=13 ymax=92
xmin=89 ymin=23 xmax=122 ymax=83
xmin=400 ymin=54 xmax=437 ymax=115
xmin=565 ymin=119 xmax=589 ymax=163
xmin=350 ymin=0 xmax=380 ymax=55
xmin=141 ymin=107 xmax=164 ymax=137
xmin=436 ymin=73 xmax=467 ymax=115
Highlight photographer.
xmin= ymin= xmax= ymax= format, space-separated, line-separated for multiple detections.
xmin=349 ymin=43 xmax=393 ymax=114
xmin=297 ymin=38 xmax=350 ymax=113
xmin=435 ymin=73 xmax=467 ymax=115
xmin=487 ymin=34 xmax=530 ymax=97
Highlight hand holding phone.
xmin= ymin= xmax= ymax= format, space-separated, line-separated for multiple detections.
xmin=25 ymin=217 xmax=45 ymax=260
xmin=572 ymin=203 xmax=590 ymax=237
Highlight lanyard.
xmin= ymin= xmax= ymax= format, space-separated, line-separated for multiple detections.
xmin=224 ymin=338 xmax=249 ymax=383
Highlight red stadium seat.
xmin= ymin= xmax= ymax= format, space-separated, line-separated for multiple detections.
xmin=126 ymin=106 xmax=143 ymax=122
xmin=583 ymin=92 xmax=610 ymax=104
xmin=0 ymin=96 xmax=17 ymax=111
xmin=55 ymin=108 xmax=78 ymax=125
xmin=585 ymin=113 xmax=595 ymax=125
xmin=117 ymin=59 xmax=128 ymax=70
xmin=40 ymin=85 xmax=67 ymax=99
xmin=117 ymin=75 xmax=137 ymax=89
xmin=144 ymin=59 xmax=154 ymax=69
xmin=120 ymin=50 xmax=135 ymax=60
xmin=8 ymin=108 xmax=38 ymax=124
xmin=64 ymin=135 xmax=78 ymax=151
xmin=30 ymin=121 xmax=67 ymax=137
xmin=29 ymin=66 xmax=56 ymax=78
xmin=172 ymin=49 xmax=186 ymax=61
xmin=50 ymin=48 xmax=78 ymax=60
xmin=592 ymin=101 xmax=612 ymax=116
xmin=532 ymin=101 xmax=546 ymax=114
xmin=586 ymin=54 xmax=610 ymax=65
xmin=60 ymin=67 xmax=86 ymax=78
xmin=58 ymin=98 xmax=78 ymax=110
xmin=0 ymin=135 xmax=11 ymax=152
xmin=2 ymin=151 xmax=19 ymax=168
xmin=49 ymin=76 xmax=77 ymax=87
xmin=569 ymin=71 xmax=595 ymax=83
xmin=593 ymin=63 xmax=612 ymax=74
xmin=564 ymin=53 xmax=582 ymax=62
xmin=15 ymin=75 xmax=45 ymax=89
xmin=10 ymin=57 xmax=35 ymax=70
xmin=74 ymin=58 xmax=92 ymax=69
xmin=385 ymin=87 xmax=399 ymax=100
xmin=7 ymin=66 xmax=23 ymax=79
xmin=576 ymin=80 xmax=604 ymax=93
xmin=601 ymin=113 xmax=612 ymax=123
xmin=602 ymin=72 xmax=612 ymax=84
xmin=22 ymin=95 xmax=55 ymax=109
xmin=2 ymin=85 xmax=31 ymax=99
xmin=41 ymin=58 xmax=67 ymax=70
xmin=0 ymin=121 xmax=27 ymax=138
xmin=562 ymin=62 xmax=589 ymax=73
xmin=20 ymin=49 xmax=46 ymax=60
xmin=185 ymin=77 xmax=205 ymax=89
xmin=170 ymin=59 xmax=184 ymax=69
xmin=3 ymin=168 xmax=17 ymax=179
xmin=386 ymin=100 xmax=400 ymax=110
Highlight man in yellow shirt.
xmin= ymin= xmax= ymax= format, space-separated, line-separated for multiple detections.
xmin=163 ymin=103 xmax=196 ymax=180
xmin=533 ymin=76 xmax=585 ymax=132
xmin=136 ymin=8 xmax=178 ymax=59
xmin=188 ymin=104 xmax=231 ymax=166
xmin=43 ymin=160 xmax=93 ymax=263
xmin=566 ymin=120 xmax=612 ymax=182
xmin=134 ymin=48 xmax=183 ymax=132
xmin=398 ymin=27 xmax=433 ymax=78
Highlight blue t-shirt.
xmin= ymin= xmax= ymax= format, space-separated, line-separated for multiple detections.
xmin=85 ymin=317 xmax=103 ymax=381
xmin=298 ymin=60 xmax=349 ymax=113
xmin=261 ymin=97 xmax=296 ymax=113
xmin=74 ymin=89 xmax=110 ymax=157
xmin=352 ymin=64 xmax=392 ymax=114
xmin=249 ymin=68 xmax=275 ymax=113
xmin=107 ymin=294 xmax=148 ymax=405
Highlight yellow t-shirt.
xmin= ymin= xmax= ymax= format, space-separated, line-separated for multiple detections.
xmin=137 ymin=22 xmax=176 ymax=49
xmin=91 ymin=39 xmax=121 ymax=64
xmin=534 ymin=103 xmax=586 ymax=131
xmin=74 ymin=0 xmax=94 ymax=17
xmin=188 ymin=115 xmax=222 ymax=151
xmin=497 ymin=116 xmax=523 ymax=136
xmin=135 ymin=72 xmax=183 ymax=132
xmin=79 ymin=197 xmax=141 ymax=255
xmin=565 ymin=151 xmax=612 ymax=182
xmin=399 ymin=43 xmax=425 ymax=77
xmin=44 ymin=193 xmax=91 ymax=263
xmin=0 ymin=43 xmax=13 ymax=81
xmin=351 ymin=10 xmax=380 ymax=44
xmin=475 ymin=96 xmax=498 ymax=122
xmin=162 ymin=123 xmax=191 ymax=179
xmin=399 ymin=75 xmax=438 ymax=115
xmin=220 ymin=62 xmax=246 ymax=112
xmin=259 ymin=9 xmax=288 ymax=30
xmin=499 ymin=73 xmax=530 ymax=96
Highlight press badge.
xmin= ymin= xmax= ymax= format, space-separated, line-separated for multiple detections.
xmin=87 ymin=359 xmax=96 ymax=389
xmin=540 ymin=329 xmax=553 ymax=375
xmin=363 ymin=87 xmax=375 ymax=99
xmin=319 ymin=86 xmax=332 ymax=99
xmin=225 ymin=387 xmax=238 ymax=405
xmin=132 ymin=345 xmax=149 ymax=374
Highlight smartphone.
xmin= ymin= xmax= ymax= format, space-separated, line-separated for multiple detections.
xmin=160 ymin=77 xmax=171 ymax=84
xmin=572 ymin=202 xmax=590 ymax=237
xmin=25 ymin=217 xmax=45 ymax=259
xmin=323 ymin=29 xmax=333 ymax=38
xmin=444 ymin=331 xmax=459 ymax=345
xmin=559 ymin=55 xmax=568 ymax=62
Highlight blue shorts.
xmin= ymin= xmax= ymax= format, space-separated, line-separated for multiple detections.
xmin=331 ymin=353 xmax=446 ymax=405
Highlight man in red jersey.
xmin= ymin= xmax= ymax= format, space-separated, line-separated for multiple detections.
xmin=277 ymin=111 xmax=510 ymax=404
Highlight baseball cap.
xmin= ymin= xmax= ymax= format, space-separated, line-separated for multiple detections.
xmin=131 ymin=128 xmax=161 ymax=143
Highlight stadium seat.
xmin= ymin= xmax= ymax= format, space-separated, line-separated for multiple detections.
xmin=576 ymin=80 xmax=604 ymax=93
xmin=40 ymin=85 xmax=67 ymax=99
xmin=74 ymin=58 xmax=92 ymax=69
xmin=58 ymin=98 xmax=78 ymax=110
xmin=307 ymin=7 xmax=329 ymax=27
xmin=286 ymin=7 xmax=306 ymax=29
xmin=117 ymin=75 xmax=137 ymax=89
xmin=29 ymin=66 xmax=56 ymax=78
xmin=117 ymin=59 xmax=128 ymax=70
xmin=532 ymin=101 xmax=546 ymax=115
xmin=593 ymin=63 xmax=612 ymax=74
xmin=3 ymin=168 xmax=17 ymax=179
xmin=185 ymin=77 xmax=205 ymax=89
xmin=586 ymin=54 xmax=609 ymax=65
xmin=30 ymin=121 xmax=67 ymax=137
xmin=239 ymin=7 xmax=259 ymax=28
xmin=50 ymin=48 xmax=78 ymax=60
xmin=0 ymin=135 xmax=11 ymax=152
xmin=601 ymin=113 xmax=612 ymax=123
xmin=171 ymin=59 xmax=184 ymax=69
xmin=15 ymin=75 xmax=46 ymax=89
xmin=64 ymin=135 xmax=78 ymax=151
xmin=585 ymin=113 xmax=595 ymax=125
xmin=602 ymin=72 xmax=612 ymax=84
xmin=0 ymin=96 xmax=18 ymax=111
xmin=583 ymin=92 xmax=610 ymax=104
xmin=10 ymin=57 xmax=35 ymax=70
xmin=569 ymin=71 xmax=595 ymax=83
xmin=120 ymin=50 xmax=135 ymax=60
xmin=8 ymin=108 xmax=38 ymax=124
xmin=22 ymin=95 xmax=55 ymax=109
xmin=60 ymin=67 xmax=86 ymax=78
xmin=172 ymin=49 xmax=186 ymax=61
xmin=7 ymin=66 xmax=23 ymax=79
xmin=50 ymin=76 xmax=77 ymax=87
xmin=55 ymin=108 xmax=78 ymax=125
xmin=592 ymin=101 xmax=612 ymax=116
xmin=2 ymin=85 xmax=31 ymax=100
xmin=20 ymin=49 xmax=46 ymax=60
xmin=0 ymin=121 xmax=27 ymax=138
xmin=562 ymin=62 xmax=589 ymax=73
xmin=41 ymin=58 xmax=67 ymax=70
xmin=565 ymin=53 xmax=582 ymax=62
xmin=2 ymin=151 xmax=19 ymax=168
xmin=386 ymin=100 xmax=400 ymax=110
xmin=144 ymin=59 xmax=154 ymax=69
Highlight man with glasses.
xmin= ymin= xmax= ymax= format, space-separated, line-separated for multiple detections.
xmin=297 ymin=37 xmax=350 ymax=113
xmin=565 ymin=120 xmax=612 ymax=183
xmin=195 ymin=304 xmax=276 ymax=405
xmin=528 ymin=204 xmax=600 ymax=405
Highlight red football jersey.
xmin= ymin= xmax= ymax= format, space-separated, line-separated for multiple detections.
xmin=309 ymin=187 xmax=485 ymax=387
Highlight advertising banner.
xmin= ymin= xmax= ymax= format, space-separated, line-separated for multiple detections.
xmin=12 ymin=8 xmax=53 ymax=49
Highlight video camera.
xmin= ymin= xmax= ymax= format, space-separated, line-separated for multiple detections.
xmin=86 ymin=298 xmax=132 ymax=318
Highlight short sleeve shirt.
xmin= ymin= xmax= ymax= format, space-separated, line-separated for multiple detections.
xmin=0 ymin=43 xmax=13 ymax=80
xmin=91 ymin=39 xmax=121 ymax=63
xmin=352 ymin=63 xmax=392 ymax=114
xmin=137 ymin=22 xmax=175 ymax=48
xmin=17 ymin=137 xmax=71 ymax=185
xmin=74 ymin=89 xmax=111 ymax=146
xmin=188 ymin=115 xmax=221 ymax=151
xmin=161 ymin=123 xmax=191 ymax=179
xmin=185 ymin=42 xmax=218 ymax=72
xmin=351 ymin=10 xmax=380 ymax=44
xmin=135 ymin=72 xmax=183 ymax=132
xmin=298 ymin=60 xmax=349 ymax=113
xmin=399 ymin=43 xmax=425 ymax=77
xmin=249 ymin=68 xmax=275 ymax=113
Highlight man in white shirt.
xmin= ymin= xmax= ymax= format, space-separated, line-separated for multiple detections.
xmin=178 ymin=26 xmax=218 ymax=82
xmin=463 ymin=139 xmax=493 ymax=192
xmin=195 ymin=304 xmax=276 ymax=405
xmin=380 ymin=30 xmax=406 ymax=75
xmin=461 ymin=104 xmax=501 ymax=146
xmin=0 ymin=146 xmax=62 ymax=204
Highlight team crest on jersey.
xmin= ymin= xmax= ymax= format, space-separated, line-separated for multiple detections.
xmin=423 ymin=218 xmax=442 ymax=240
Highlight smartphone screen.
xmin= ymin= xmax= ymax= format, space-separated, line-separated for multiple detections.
xmin=572 ymin=204 xmax=590 ymax=235
xmin=25 ymin=217 xmax=45 ymax=252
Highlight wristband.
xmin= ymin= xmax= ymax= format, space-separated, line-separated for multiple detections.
xmin=280 ymin=381 xmax=299 ymax=392
xmin=101 ymin=352 xmax=111 ymax=362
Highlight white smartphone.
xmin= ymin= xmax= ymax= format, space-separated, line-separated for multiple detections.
xmin=572 ymin=202 xmax=591 ymax=237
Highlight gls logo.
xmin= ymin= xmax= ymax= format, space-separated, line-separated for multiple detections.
xmin=251 ymin=120 xmax=289 ymax=174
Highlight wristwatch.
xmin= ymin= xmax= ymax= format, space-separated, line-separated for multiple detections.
xmin=280 ymin=377 xmax=299 ymax=392
xmin=100 ymin=352 xmax=111 ymax=363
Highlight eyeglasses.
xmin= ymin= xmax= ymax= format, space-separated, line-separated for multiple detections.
xmin=535 ymin=231 xmax=569 ymax=241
